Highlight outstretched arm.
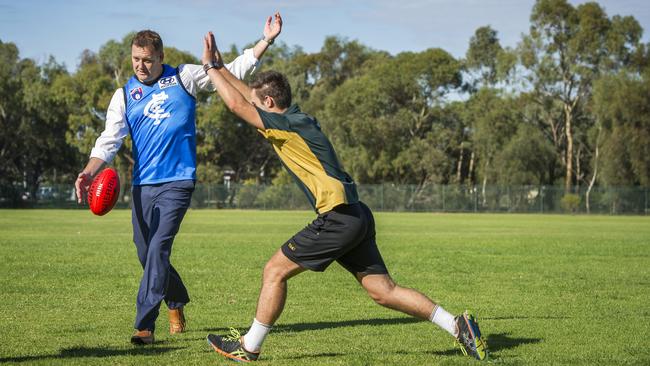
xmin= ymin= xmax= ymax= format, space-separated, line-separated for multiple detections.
xmin=202 ymin=32 xmax=264 ymax=130
xmin=189 ymin=13 xmax=282 ymax=93
xmin=252 ymin=12 xmax=283 ymax=60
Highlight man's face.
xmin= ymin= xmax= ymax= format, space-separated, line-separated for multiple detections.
xmin=131 ymin=45 xmax=163 ymax=83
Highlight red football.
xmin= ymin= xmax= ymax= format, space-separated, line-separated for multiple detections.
xmin=88 ymin=168 xmax=120 ymax=216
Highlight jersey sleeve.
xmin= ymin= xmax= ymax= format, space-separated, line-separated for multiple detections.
xmin=179 ymin=48 xmax=259 ymax=95
xmin=89 ymin=88 xmax=128 ymax=163
xmin=256 ymin=106 xmax=291 ymax=131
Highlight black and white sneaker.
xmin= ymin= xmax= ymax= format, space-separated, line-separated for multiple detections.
xmin=207 ymin=328 xmax=260 ymax=362
xmin=455 ymin=311 xmax=488 ymax=360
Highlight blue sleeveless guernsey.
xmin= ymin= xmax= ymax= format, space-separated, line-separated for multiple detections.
xmin=123 ymin=65 xmax=196 ymax=185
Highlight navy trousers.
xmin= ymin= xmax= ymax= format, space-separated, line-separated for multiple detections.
xmin=131 ymin=179 xmax=194 ymax=331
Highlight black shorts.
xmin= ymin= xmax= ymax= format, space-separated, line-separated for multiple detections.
xmin=281 ymin=201 xmax=389 ymax=275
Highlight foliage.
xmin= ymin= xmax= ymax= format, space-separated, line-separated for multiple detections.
xmin=560 ymin=193 xmax=580 ymax=213
xmin=518 ymin=0 xmax=644 ymax=192
xmin=0 ymin=40 xmax=79 ymax=205
xmin=593 ymin=72 xmax=650 ymax=186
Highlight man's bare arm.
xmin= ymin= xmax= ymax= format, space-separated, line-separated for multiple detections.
xmin=203 ymin=32 xmax=264 ymax=129
xmin=252 ymin=12 xmax=283 ymax=60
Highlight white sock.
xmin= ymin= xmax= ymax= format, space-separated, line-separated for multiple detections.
xmin=430 ymin=305 xmax=458 ymax=337
xmin=242 ymin=318 xmax=272 ymax=353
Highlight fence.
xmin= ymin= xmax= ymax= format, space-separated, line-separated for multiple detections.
xmin=4 ymin=183 xmax=648 ymax=215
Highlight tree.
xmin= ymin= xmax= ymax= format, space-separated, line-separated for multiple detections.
xmin=463 ymin=26 xmax=517 ymax=185
xmin=0 ymin=41 xmax=24 ymax=203
xmin=593 ymin=71 xmax=650 ymax=187
xmin=294 ymin=36 xmax=387 ymax=114
xmin=494 ymin=124 xmax=556 ymax=185
xmin=321 ymin=47 xmax=462 ymax=207
xmin=465 ymin=26 xmax=516 ymax=90
xmin=464 ymin=89 xmax=520 ymax=201
xmin=0 ymin=40 xmax=78 ymax=205
xmin=519 ymin=0 xmax=643 ymax=193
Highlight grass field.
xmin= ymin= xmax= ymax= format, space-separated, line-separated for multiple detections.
xmin=1 ymin=209 xmax=649 ymax=365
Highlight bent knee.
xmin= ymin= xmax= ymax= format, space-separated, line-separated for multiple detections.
xmin=262 ymin=261 xmax=291 ymax=283
xmin=364 ymin=277 xmax=397 ymax=305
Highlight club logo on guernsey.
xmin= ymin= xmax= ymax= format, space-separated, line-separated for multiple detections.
xmin=144 ymin=91 xmax=171 ymax=125
xmin=130 ymin=87 xmax=143 ymax=101
xmin=158 ymin=76 xmax=178 ymax=89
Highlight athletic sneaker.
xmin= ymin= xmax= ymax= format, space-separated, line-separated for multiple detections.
xmin=207 ymin=328 xmax=260 ymax=362
xmin=455 ymin=311 xmax=488 ymax=360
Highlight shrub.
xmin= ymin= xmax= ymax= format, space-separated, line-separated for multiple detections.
xmin=560 ymin=194 xmax=580 ymax=213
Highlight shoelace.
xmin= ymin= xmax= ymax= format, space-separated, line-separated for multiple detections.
xmin=455 ymin=339 xmax=469 ymax=356
xmin=224 ymin=327 xmax=243 ymax=342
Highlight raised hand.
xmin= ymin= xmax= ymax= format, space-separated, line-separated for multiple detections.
xmin=202 ymin=31 xmax=223 ymax=67
xmin=263 ymin=12 xmax=283 ymax=42
xmin=202 ymin=32 xmax=216 ymax=65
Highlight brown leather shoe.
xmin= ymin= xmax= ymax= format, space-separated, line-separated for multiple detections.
xmin=130 ymin=329 xmax=154 ymax=345
xmin=169 ymin=307 xmax=186 ymax=334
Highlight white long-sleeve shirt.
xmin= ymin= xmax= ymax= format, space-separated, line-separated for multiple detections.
xmin=90 ymin=48 xmax=259 ymax=163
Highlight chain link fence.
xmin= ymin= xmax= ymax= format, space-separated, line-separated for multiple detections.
xmin=5 ymin=183 xmax=648 ymax=215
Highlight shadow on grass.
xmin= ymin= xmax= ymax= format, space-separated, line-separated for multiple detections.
xmin=0 ymin=345 xmax=185 ymax=363
xmin=487 ymin=315 xmax=569 ymax=320
xmin=486 ymin=332 xmax=542 ymax=351
xmin=430 ymin=332 xmax=542 ymax=358
xmin=270 ymin=352 xmax=346 ymax=361
xmin=200 ymin=316 xmax=421 ymax=334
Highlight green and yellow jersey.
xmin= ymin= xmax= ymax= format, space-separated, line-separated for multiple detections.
xmin=256 ymin=105 xmax=359 ymax=214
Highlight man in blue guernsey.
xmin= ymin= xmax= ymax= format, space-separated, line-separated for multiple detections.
xmin=199 ymin=32 xmax=488 ymax=362
xmin=74 ymin=13 xmax=283 ymax=345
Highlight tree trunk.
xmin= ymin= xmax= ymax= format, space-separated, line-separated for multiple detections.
xmin=468 ymin=151 xmax=475 ymax=187
xmin=456 ymin=142 xmax=464 ymax=183
xmin=575 ymin=145 xmax=582 ymax=192
xmin=481 ymin=160 xmax=489 ymax=206
xmin=564 ymin=104 xmax=574 ymax=193
xmin=586 ymin=126 xmax=601 ymax=214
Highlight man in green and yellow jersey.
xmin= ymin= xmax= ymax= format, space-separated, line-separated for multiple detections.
xmin=200 ymin=32 xmax=487 ymax=362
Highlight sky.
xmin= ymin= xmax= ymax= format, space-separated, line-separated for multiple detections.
xmin=1 ymin=0 xmax=649 ymax=72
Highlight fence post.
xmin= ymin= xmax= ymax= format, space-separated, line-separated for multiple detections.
xmin=381 ymin=184 xmax=384 ymax=211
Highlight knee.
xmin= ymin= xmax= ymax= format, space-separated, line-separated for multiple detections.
xmin=262 ymin=261 xmax=289 ymax=284
xmin=365 ymin=279 xmax=396 ymax=306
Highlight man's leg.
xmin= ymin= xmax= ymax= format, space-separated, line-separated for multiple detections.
xmin=355 ymin=273 xmax=458 ymax=337
xmin=207 ymin=249 xmax=305 ymax=361
xmin=338 ymin=202 xmax=470 ymax=347
xmin=131 ymin=185 xmax=151 ymax=269
xmin=356 ymin=273 xmax=436 ymax=320
xmin=130 ymin=185 xmax=156 ymax=345
xmin=253 ymin=249 xmax=305 ymax=325
xmin=166 ymin=265 xmax=189 ymax=309
xmin=133 ymin=181 xmax=192 ymax=334
xmin=357 ymin=272 xmax=487 ymax=360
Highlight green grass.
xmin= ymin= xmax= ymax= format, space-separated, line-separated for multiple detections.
xmin=1 ymin=209 xmax=649 ymax=365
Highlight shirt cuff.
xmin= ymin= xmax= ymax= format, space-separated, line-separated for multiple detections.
xmin=90 ymin=148 xmax=113 ymax=164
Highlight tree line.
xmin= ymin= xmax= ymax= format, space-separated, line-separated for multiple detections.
xmin=1 ymin=0 xmax=649 ymax=208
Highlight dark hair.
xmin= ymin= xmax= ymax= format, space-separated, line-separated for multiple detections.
xmin=131 ymin=30 xmax=163 ymax=54
xmin=250 ymin=71 xmax=292 ymax=109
